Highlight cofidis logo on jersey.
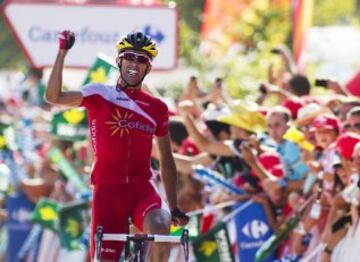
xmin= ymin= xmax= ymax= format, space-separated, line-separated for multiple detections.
xmin=105 ymin=109 xmax=155 ymax=137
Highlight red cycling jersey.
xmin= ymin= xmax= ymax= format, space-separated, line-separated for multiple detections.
xmin=80 ymin=83 xmax=169 ymax=184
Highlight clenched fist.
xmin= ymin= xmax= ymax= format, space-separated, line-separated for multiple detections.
xmin=58 ymin=30 xmax=75 ymax=50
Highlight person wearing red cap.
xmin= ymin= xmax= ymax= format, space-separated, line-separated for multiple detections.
xmin=282 ymin=98 xmax=304 ymax=120
xmin=335 ymin=132 xmax=360 ymax=162
xmin=311 ymin=115 xmax=340 ymax=168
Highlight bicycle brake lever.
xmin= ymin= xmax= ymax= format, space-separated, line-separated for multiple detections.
xmin=95 ymin=226 xmax=103 ymax=261
xmin=181 ymin=229 xmax=189 ymax=262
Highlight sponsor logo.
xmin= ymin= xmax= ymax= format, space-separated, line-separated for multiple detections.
xmin=57 ymin=123 xmax=87 ymax=137
xmin=101 ymin=248 xmax=116 ymax=253
xmin=241 ymin=219 xmax=269 ymax=239
xmin=105 ymin=109 xmax=155 ymax=137
xmin=90 ymin=119 xmax=97 ymax=154
xmin=198 ymin=241 xmax=217 ymax=256
xmin=11 ymin=207 xmax=32 ymax=223
xmin=116 ymin=97 xmax=129 ymax=101
xmin=215 ymin=228 xmax=233 ymax=262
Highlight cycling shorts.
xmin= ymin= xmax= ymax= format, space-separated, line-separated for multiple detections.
xmin=90 ymin=180 xmax=168 ymax=261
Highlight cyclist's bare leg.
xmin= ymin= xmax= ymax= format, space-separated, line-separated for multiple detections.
xmin=143 ymin=208 xmax=171 ymax=262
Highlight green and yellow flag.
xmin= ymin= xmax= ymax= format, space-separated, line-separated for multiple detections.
xmin=58 ymin=200 xmax=89 ymax=250
xmin=82 ymin=52 xmax=117 ymax=85
xmin=192 ymin=221 xmax=235 ymax=262
xmin=51 ymin=108 xmax=88 ymax=141
xmin=171 ymin=214 xmax=201 ymax=240
xmin=0 ymin=122 xmax=16 ymax=151
xmin=31 ymin=198 xmax=59 ymax=232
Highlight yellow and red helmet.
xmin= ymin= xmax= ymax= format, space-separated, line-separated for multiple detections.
xmin=116 ymin=31 xmax=158 ymax=60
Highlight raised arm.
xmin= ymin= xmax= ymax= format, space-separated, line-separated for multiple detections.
xmin=45 ymin=30 xmax=83 ymax=107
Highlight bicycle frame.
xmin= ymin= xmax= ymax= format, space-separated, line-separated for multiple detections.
xmin=94 ymin=226 xmax=189 ymax=262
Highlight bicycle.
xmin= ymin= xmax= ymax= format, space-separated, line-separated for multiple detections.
xmin=94 ymin=226 xmax=189 ymax=262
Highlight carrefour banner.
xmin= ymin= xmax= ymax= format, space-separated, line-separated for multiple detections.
xmin=234 ymin=201 xmax=274 ymax=262
xmin=2 ymin=1 xmax=178 ymax=70
xmin=7 ymin=190 xmax=35 ymax=262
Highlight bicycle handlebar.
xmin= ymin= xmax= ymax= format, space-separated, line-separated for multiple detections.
xmin=103 ymin=233 xmax=183 ymax=243
xmin=95 ymin=226 xmax=189 ymax=262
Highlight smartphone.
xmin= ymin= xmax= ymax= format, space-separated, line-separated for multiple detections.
xmin=259 ymin=84 xmax=268 ymax=95
xmin=309 ymin=200 xmax=321 ymax=220
xmin=270 ymin=48 xmax=281 ymax=54
xmin=315 ymin=79 xmax=328 ymax=88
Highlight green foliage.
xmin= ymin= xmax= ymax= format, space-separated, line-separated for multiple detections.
xmin=174 ymin=0 xmax=292 ymax=99
xmin=172 ymin=0 xmax=205 ymax=32
xmin=0 ymin=15 xmax=26 ymax=69
xmin=171 ymin=0 xmax=360 ymax=100
xmin=314 ymin=0 xmax=357 ymax=26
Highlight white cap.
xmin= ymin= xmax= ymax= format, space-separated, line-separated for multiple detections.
xmin=201 ymin=103 xmax=231 ymax=121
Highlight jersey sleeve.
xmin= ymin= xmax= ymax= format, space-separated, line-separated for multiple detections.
xmin=155 ymin=101 xmax=169 ymax=137
xmin=80 ymin=83 xmax=104 ymax=109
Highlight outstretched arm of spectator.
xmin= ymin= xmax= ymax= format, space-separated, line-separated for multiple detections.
xmin=178 ymin=100 xmax=236 ymax=156
xmin=240 ymin=143 xmax=277 ymax=180
xmin=270 ymin=46 xmax=297 ymax=76
xmin=326 ymin=79 xmax=349 ymax=96
xmin=181 ymin=113 xmax=234 ymax=156
xmin=173 ymin=152 xmax=213 ymax=175
xmin=252 ymin=193 xmax=278 ymax=230
xmin=321 ymin=193 xmax=348 ymax=243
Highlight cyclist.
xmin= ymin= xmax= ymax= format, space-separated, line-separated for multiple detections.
xmin=45 ymin=30 xmax=189 ymax=262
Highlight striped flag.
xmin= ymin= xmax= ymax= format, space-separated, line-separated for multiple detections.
xmin=292 ymin=0 xmax=314 ymax=69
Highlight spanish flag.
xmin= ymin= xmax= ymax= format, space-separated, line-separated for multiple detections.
xmin=292 ymin=0 xmax=314 ymax=68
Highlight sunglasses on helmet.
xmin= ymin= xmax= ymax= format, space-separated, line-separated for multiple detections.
xmin=120 ymin=52 xmax=151 ymax=64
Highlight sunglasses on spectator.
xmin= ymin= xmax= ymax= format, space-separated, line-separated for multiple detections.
xmin=343 ymin=123 xmax=360 ymax=130
xmin=120 ymin=52 xmax=151 ymax=64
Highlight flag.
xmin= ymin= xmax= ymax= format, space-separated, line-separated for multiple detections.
xmin=292 ymin=0 xmax=314 ymax=69
xmin=58 ymin=200 xmax=90 ymax=250
xmin=0 ymin=122 xmax=17 ymax=152
xmin=192 ymin=221 xmax=235 ymax=262
xmin=47 ymin=146 xmax=89 ymax=194
xmin=7 ymin=190 xmax=35 ymax=262
xmin=51 ymin=108 xmax=88 ymax=141
xmin=283 ymin=126 xmax=314 ymax=152
xmin=234 ymin=201 xmax=274 ymax=262
xmin=82 ymin=52 xmax=117 ymax=85
xmin=193 ymin=166 xmax=244 ymax=195
xmin=255 ymin=216 xmax=299 ymax=262
xmin=31 ymin=198 xmax=59 ymax=232
xmin=170 ymin=214 xmax=201 ymax=241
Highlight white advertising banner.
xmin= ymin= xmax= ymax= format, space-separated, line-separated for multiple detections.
xmin=2 ymin=1 xmax=178 ymax=70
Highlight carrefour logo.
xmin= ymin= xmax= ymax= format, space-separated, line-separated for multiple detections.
xmin=242 ymin=220 xmax=269 ymax=239
xmin=11 ymin=207 xmax=32 ymax=223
